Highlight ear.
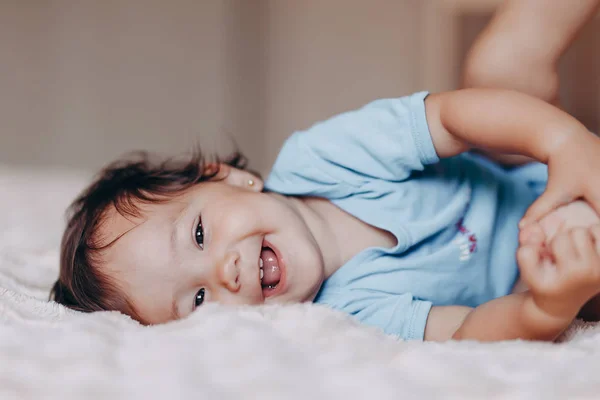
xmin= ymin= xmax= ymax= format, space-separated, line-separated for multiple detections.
xmin=210 ymin=163 xmax=264 ymax=192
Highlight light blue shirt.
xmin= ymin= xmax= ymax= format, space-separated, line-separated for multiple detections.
xmin=265 ymin=92 xmax=548 ymax=340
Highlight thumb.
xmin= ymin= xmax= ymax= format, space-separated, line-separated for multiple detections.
xmin=521 ymin=188 xmax=570 ymax=227
xmin=516 ymin=244 xmax=543 ymax=285
xmin=519 ymin=223 xmax=546 ymax=247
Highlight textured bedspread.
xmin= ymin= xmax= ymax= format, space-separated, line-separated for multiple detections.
xmin=1 ymin=166 xmax=600 ymax=400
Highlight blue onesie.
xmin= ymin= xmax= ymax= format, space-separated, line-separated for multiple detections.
xmin=265 ymin=91 xmax=548 ymax=340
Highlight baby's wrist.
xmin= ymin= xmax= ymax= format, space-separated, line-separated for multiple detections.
xmin=523 ymin=292 xmax=578 ymax=331
xmin=542 ymin=125 xmax=591 ymax=165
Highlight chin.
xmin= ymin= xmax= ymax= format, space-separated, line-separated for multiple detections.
xmin=282 ymin=275 xmax=324 ymax=303
xmin=302 ymin=274 xmax=326 ymax=302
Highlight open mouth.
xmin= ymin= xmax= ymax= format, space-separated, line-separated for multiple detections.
xmin=259 ymin=242 xmax=284 ymax=297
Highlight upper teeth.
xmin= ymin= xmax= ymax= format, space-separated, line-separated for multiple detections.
xmin=259 ymin=258 xmax=264 ymax=280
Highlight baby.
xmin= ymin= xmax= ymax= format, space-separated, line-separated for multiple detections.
xmin=51 ymin=0 xmax=600 ymax=342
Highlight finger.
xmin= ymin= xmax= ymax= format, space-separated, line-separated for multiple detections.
xmin=521 ymin=189 xmax=571 ymax=227
xmin=551 ymin=231 xmax=577 ymax=269
xmin=517 ymin=244 xmax=544 ymax=285
xmin=590 ymin=225 xmax=600 ymax=253
xmin=571 ymin=228 xmax=594 ymax=260
xmin=519 ymin=223 xmax=546 ymax=246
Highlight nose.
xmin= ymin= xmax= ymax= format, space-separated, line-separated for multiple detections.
xmin=217 ymin=251 xmax=241 ymax=292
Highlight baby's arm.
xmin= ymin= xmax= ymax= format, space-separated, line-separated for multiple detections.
xmin=462 ymin=0 xmax=599 ymax=166
xmin=426 ymin=225 xmax=600 ymax=342
xmin=463 ymin=0 xmax=600 ymax=105
xmin=426 ymin=293 xmax=566 ymax=342
xmin=427 ymin=88 xmax=600 ymax=221
xmin=425 ymin=89 xmax=587 ymax=161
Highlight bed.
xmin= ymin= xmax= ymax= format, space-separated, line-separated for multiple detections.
xmin=1 ymin=165 xmax=599 ymax=399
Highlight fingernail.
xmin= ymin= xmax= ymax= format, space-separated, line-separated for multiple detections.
xmin=519 ymin=219 xmax=528 ymax=229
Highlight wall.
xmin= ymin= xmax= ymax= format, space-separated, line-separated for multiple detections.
xmin=262 ymin=0 xmax=423 ymax=171
xmin=0 ymin=1 xmax=265 ymax=170
xmin=0 ymin=1 xmax=424 ymax=175
xmin=1 ymin=1 xmax=597 ymax=175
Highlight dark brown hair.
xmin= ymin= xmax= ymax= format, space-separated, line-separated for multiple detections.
xmin=50 ymin=150 xmax=248 ymax=322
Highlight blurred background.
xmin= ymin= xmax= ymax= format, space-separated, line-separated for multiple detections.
xmin=1 ymin=0 xmax=598 ymax=175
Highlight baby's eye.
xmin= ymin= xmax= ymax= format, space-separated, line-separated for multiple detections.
xmin=194 ymin=288 xmax=206 ymax=308
xmin=195 ymin=217 xmax=204 ymax=250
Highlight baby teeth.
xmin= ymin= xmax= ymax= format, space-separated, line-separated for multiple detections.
xmin=259 ymin=258 xmax=264 ymax=281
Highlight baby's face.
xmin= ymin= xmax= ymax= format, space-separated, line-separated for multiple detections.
xmin=101 ymin=175 xmax=326 ymax=324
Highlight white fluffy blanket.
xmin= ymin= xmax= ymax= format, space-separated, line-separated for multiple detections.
xmin=2 ymin=166 xmax=600 ymax=400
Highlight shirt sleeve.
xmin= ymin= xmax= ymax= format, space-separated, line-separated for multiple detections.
xmin=266 ymin=91 xmax=438 ymax=197
xmin=321 ymin=290 xmax=433 ymax=341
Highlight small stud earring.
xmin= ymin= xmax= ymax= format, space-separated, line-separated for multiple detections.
xmin=248 ymin=179 xmax=255 ymax=187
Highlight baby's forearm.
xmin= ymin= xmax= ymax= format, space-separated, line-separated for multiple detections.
xmin=426 ymin=89 xmax=589 ymax=161
xmin=453 ymin=292 xmax=572 ymax=342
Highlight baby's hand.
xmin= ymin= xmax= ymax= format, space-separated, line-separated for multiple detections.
xmin=517 ymin=224 xmax=600 ymax=322
xmin=522 ymin=132 xmax=600 ymax=225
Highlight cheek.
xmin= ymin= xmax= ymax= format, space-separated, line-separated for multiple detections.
xmin=208 ymin=194 xmax=259 ymax=223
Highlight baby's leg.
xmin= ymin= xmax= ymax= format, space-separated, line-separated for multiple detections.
xmin=464 ymin=0 xmax=599 ymax=166
xmin=463 ymin=0 xmax=599 ymax=105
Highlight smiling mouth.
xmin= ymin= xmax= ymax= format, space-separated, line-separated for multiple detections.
xmin=259 ymin=245 xmax=282 ymax=294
